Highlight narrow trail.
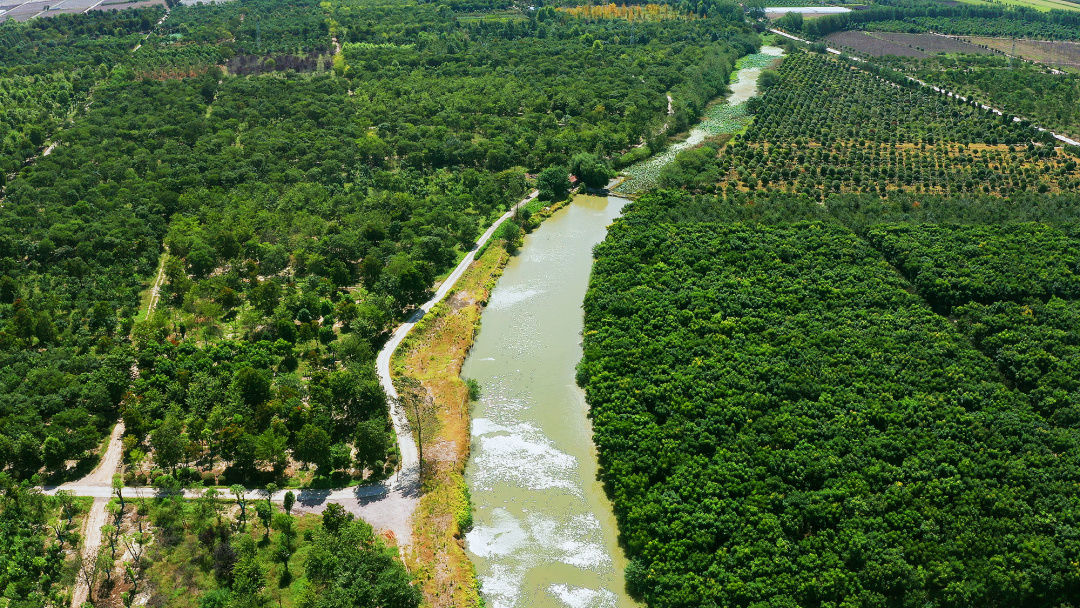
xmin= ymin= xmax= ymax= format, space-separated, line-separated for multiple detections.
xmin=63 ymin=247 xmax=164 ymax=607
xmin=769 ymin=27 xmax=1080 ymax=146
xmin=145 ymin=250 xmax=168 ymax=317
xmin=45 ymin=190 xmax=539 ymax=591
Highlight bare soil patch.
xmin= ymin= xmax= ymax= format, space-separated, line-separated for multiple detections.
xmin=225 ymin=51 xmax=328 ymax=76
xmin=963 ymin=36 xmax=1080 ymax=68
xmin=874 ymin=32 xmax=992 ymax=54
xmin=826 ymin=31 xmax=929 ymax=57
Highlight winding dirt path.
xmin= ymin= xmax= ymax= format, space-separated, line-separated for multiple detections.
xmin=62 ymin=249 xmax=164 ymax=606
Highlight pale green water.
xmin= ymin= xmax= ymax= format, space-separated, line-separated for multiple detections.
xmin=617 ymin=45 xmax=784 ymax=194
xmin=462 ymin=195 xmax=635 ymax=608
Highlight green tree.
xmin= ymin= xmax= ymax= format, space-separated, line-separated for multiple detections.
xmin=230 ymin=484 xmax=249 ymax=526
xmin=537 ymin=166 xmax=571 ymax=201
xmin=758 ymin=69 xmax=780 ymax=90
xmin=41 ymin=436 xmax=66 ymax=474
xmin=570 ymin=152 xmax=612 ymax=189
xmin=354 ymin=419 xmax=389 ymax=474
xmin=233 ymin=366 xmax=271 ymax=407
xmin=150 ymin=408 xmax=189 ymax=473
xmin=255 ymin=501 xmax=272 ymax=539
xmin=295 ymin=423 xmax=331 ymax=472
xmin=301 ymin=517 xmax=420 ymax=608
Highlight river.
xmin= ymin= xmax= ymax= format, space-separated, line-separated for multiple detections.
xmin=462 ymin=45 xmax=784 ymax=608
xmin=462 ymin=194 xmax=632 ymax=608
xmin=616 ymin=45 xmax=784 ymax=194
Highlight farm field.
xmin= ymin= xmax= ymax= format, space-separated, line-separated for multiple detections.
xmin=659 ymin=52 xmax=1080 ymax=198
xmin=797 ymin=3 xmax=1080 ymax=39
xmin=893 ymin=53 xmax=1080 ymax=142
xmin=956 ymin=0 xmax=1080 ymax=13
xmin=962 ymin=35 xmax=1080 ymax=66
xmin=0 ymin=0 xmax=163 ymax=22
xmin=825 ymin=29 xmax=930 ymax=56
xmin=825 ymin=30 xmax=993 ymax=56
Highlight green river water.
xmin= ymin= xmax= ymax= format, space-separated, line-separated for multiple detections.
xmin=462 ymin=46 xmax=783 ymax=608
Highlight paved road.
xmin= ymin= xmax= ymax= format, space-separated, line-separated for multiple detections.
xmin=375 ymin=188 xmax=539 ymax=505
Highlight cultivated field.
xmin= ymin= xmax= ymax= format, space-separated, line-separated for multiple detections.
xmin=827 ymin=30 xmax=993 ymax=57
xmin=874 ymin=31 xmax=992 ymax=54
xmin=0 ymin=0 xmax=163 ymax=21
xmin=957 ymin=0 xmax=1080 ymax=13
xmin=963 ymin=36 xmax=1080 ymax=67
xmin=826 ymin=30 xmax=929 ymax=57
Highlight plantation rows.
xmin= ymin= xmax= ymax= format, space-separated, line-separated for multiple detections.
xmin=865 ymin=17 xmax=1080 ymax=40
xmin=704 ymin=140 xmax=1080 ymax=197
xmin=802 ymin=2 xmax=1080 ymax=40
xmin=659 ymin=52 xmax=1080 ymax=198
xmin=745 ymin=54 xmax=1037 ymax=145
xmin=891 ymin=54 xmax=1080 ymax=143
xmin=580 ymin=190 xmax=1080 ymax=607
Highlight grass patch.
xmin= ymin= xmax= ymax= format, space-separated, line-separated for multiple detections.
xmin=956 ymin=0 xmax=1080 ymax=12
xmin=392 ymin=241 xmax=510 ymax=608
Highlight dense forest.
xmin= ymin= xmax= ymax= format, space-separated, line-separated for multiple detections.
xmin=579 ymin=188 xmax=1080 ymax=607
xmin=0 ymin=0 xmax=756 ymax=488
xmin=794 ymin=1 xmax=1080 ymax=39
xmin=579 ymin=12 xmax=1080 ymax=605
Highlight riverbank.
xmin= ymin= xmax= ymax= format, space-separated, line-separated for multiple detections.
xmin=391 ymin=194 xmax=573 ymax=608
xmin=391 ymin=240 xmax=509 ymax=608
xmin=616 ymin=45 xmax=784 ymax=194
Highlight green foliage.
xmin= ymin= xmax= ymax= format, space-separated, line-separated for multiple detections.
xmin=0 ymin=9 xmax=164 ymax=73
xmin=957 ymin=297 xmax=1080 ymax=422
xmin=301 ymin=516 xmax=420 ymax=608
xmin=775 ymin=10 xmax=803 ymax=32
xmin=898 ymin=54 xmax=1080 ymax=142
xmin=569 ymin=152 xmax=613 ymax=190
xmin=0 ymin=71 xmax=85 ymax=176
xmin=158 ymin=0 xmax=331 ymax=55
xmin=801 ymin=2 xmax=1080 ymax=39
xmin=756 ymin=67 xmax=779 ymax=89
xmin=868 ymin=223 xmax=1080 ymax=307
xmin=134 ymin=492 xmax=416 ymax=608
xmin=464 ymin=378 xmax=481 ymax=401
xmin=579 ymin=190 xmax=1080 ymax=607
xmin=537 ymin=166 xmax=571 ymax=201
xmin=670 ymin=52 xmax=1078 ymax=199
xmin=0 ymin=0 xmax=757 ymax=484
xmin=0 ymin=475 xmax=69 ymax=607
